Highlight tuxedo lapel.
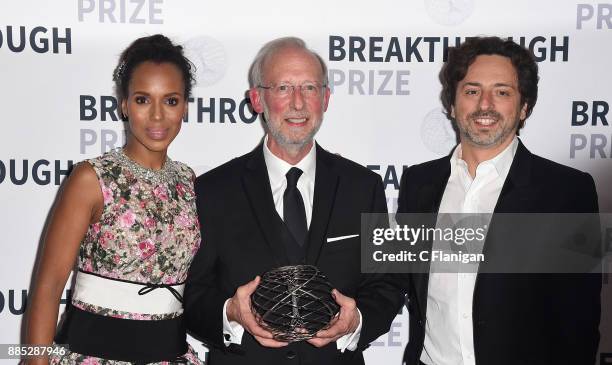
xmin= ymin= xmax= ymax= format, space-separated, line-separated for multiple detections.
xmin=476 ymin=140 xmax=534 ymax=290
xmin=241 ymin=146 xmax=291 ymax=266
xmin=494 ymin=140 xmax=533 ymax=213
xmin=417 ymin=177 xmax=450 ymax=213
xmin=305 ymin=145 xmax=339 ymax=265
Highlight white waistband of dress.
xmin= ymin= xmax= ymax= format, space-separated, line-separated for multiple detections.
xmin=72 ymin=271 xmax=184 ymax=315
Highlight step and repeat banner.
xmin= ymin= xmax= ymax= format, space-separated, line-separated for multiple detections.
xmin=1 ymin=0 xmax=611 ymax=363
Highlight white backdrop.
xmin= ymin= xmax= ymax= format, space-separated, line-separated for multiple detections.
xmin=1 ymin=0 xmax=611 ymax=364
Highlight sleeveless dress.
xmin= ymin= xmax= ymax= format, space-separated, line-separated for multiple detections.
xmin=51 ymin=149 xmax=203 ymax=365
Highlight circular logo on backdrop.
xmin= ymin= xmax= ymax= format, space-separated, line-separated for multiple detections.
xmin=420 ymin=108 xmax=457 ymax=155
xmin=184 ymin=36 xmax=228 ymax=87
xmin=424 ymin=0 xmax=475 ymax=26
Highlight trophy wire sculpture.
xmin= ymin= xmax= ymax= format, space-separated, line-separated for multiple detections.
xmin=251 ymin=265 xmax=340 ymax=342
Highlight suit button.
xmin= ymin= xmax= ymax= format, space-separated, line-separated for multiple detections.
xmin=286 ymin=350 xmax=296 ymax=359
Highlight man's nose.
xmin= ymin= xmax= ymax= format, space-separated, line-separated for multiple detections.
xmin=290 ymin=86 xmax=305 ymax=110
xmin=479 ymin=90 xmax=493 ymax=110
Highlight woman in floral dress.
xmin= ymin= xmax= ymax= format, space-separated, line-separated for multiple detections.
xmin=26 ymin=34 xmax=203 ymax=364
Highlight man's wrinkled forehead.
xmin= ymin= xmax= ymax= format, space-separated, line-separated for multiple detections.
xmin=261 ymin=46 xmax=325 ymax=82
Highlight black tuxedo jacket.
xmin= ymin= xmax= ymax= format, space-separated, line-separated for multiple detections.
xmin=185 ymin=143 xmax=403 ymax=365
xmin=398 ymin=140 xmax=601 ymax=365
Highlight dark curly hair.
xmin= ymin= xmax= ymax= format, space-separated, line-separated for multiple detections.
xmin=113 ymin=34 xmax=195 ymax=119
xmin=439 ymin=36 xmax=539 ymax=134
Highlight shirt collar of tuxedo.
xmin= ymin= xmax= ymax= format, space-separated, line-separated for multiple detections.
xmin=450 ymin=136 xmax=519 ymax=179
xmin=262 ymin=135 xmax=317 ymax=188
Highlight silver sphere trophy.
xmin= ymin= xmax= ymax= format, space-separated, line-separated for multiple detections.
xmin=250 ymin=265 xmax=340 ymax=342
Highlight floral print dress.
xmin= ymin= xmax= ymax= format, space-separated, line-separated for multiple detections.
xmin=51 ymin=149 xmax=203 ymax=365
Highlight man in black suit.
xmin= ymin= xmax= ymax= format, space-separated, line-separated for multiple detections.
xmin=184 ymin=37 xmax=403 ymax=365
xmin=398 ymin=37 xmax=601 ymax=365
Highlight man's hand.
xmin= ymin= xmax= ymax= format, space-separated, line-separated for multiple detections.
xmin=307 ymin=289 xmax=360 ymax=348
xmin=226 ymin=276 xmax=288 ymax=348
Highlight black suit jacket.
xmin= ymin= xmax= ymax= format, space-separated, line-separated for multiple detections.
xmin=398 ymin=140 xmax=601 ymax=365
xmin=185 ymin=143 xmax=403 ymax=365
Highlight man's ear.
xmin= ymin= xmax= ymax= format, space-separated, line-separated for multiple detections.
xmin=519 ymin=103 xmax=528 ymax=121
xmin=322 ymin=86 xmax=330 ymax=112
xmin=249 ymin=87 xmax=264 ymax=114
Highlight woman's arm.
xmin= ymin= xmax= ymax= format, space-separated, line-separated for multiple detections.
xmin=25 ymin=162 xmax=102 ymax=364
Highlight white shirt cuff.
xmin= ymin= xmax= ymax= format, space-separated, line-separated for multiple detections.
xmin=222 ymin=299 xmax=245 ymax=346
xmin=336 ymin=308 xmax=362 ymax=352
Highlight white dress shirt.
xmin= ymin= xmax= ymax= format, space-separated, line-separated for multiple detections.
xmin=420 ymin=137 xmax=518 ymax=365
xmin=222 ymin=136 xmax=362 ymax=351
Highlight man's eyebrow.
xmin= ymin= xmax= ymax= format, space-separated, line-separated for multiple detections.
xmin=460 ymin=82 xmax=516 ymax=88
xmin=493 ymin=82 xmax=516 ymax=88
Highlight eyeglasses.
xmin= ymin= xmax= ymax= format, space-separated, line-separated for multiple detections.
xmin=257 ymin=82 xmax=327 ymax=98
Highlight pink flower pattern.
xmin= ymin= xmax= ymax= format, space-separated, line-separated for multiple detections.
xmin=101 ymin=183 xmax=113 ymax=204
xmin=175 ymin=211 xmax=191 ymax=227
xmin=153 ymin=185 xmax=169 ymax=201
xmin=81 ymin=358 xmax=100 ymax=365
xmin=144 ymin=217 xmax=156 ymax=228
xmin=118 ymin=209 xmax=136 ymax=228
xmin=138 ymin=239 xmax=156 ymax=259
